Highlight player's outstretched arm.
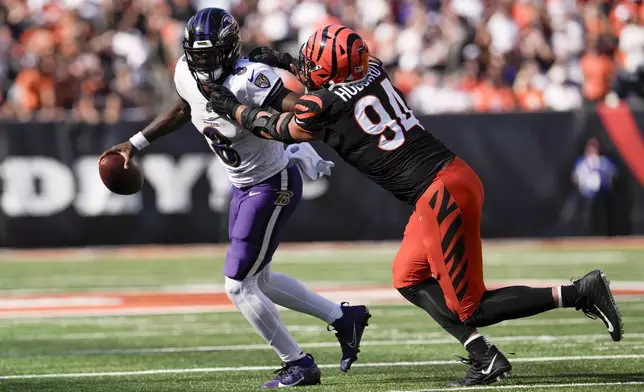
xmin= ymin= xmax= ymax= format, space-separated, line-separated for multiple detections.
xmin=231 ymin=104 xmax=316 ymax=143
xmin=208 ymin=83 xmax=316 ymax=143
xmin=264 ymin=88 xmax=300 ymax=112
xmin=99 ymin=94 xmax=191 ymax=168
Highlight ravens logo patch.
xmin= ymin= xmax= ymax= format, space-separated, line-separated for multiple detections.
xmin=254 ymin=73 xmax=271 ymax=89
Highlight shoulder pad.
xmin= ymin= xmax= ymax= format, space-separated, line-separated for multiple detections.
xmin=227 ymin=60 xmax=283 ymax=107
xmin=245 ymin=61 xmax=276 ymax=89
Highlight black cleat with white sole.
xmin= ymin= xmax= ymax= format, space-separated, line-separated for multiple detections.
xmin=573 ymin=269 xmax=624 ymax=342
xmin=449 ymin=345 xmax=512 ymax=387
xmin=330 ymin=303 xmax=371 ymax=372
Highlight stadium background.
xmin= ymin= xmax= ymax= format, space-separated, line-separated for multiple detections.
xmin=0 ymin=0 xmax=643 ymax=247
xmin=0 ymin=1 xmax=644 ymax=391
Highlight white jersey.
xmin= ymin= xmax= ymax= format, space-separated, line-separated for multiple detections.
xmin=174 ymin=57 xmax=289 ymax=187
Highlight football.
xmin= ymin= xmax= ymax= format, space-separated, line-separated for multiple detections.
xmin=98 ymin=153 xmax=144 ymax=195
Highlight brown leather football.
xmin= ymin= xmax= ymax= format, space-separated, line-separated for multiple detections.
xmin=98 ymin=153 xmax=144 ymax=195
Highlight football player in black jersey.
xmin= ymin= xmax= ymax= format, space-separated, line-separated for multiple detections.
xmin=206 ymin=24 xmax=624 ymax=386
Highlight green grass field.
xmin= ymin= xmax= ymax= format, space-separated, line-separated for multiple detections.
xmin=1 ymin=241 xmax=643 ymax=391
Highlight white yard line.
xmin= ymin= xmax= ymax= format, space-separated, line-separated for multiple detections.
xmin=1 ymin=354 xmax=643 ymax=380
xmin=390 ymin=381 xmax=644 ymax=392
xmin=5 ymin=316 xmax=644 ymax=340
xmin=3 ymin=333 xmax=642 ymax=357
xmin=0 ymin=306 xmax=240 ymax=319
xmin=6 ymin=324 xmax=332 ymax=341
xmin=4 ymin=279 xmax=644 ymax=298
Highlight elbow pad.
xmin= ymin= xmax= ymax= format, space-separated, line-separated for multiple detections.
xmin=241 ymin=107 xmax=296 ymax=144
xmin=276 ymin=113 xmax=296 ymax=144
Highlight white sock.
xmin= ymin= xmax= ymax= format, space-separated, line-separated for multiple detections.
xmin=464 ymin=333 xmax=491 ymax=349
xmin=225 ymin=276 xmax=305 ymax=363
xmin=464 ymin=333 xmax=482 ymax=348
xmin=258 ymin=267 xmax=344 ymax=324
xmin=557 ymin=286 xmax=563 ymax=308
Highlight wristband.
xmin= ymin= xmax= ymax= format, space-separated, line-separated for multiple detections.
xmin=129 ymin=132 xmax=150 ymax=151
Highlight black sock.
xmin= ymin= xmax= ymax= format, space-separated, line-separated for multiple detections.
xmin=464 ymin=286 xmax=556 ymax=328
xmin=398 ymin=278 xmax=476 ymax=345
xmin=290 ymin=353 xmax=311 ymax=365
xmin=465 ymin=335 xmax=491 ymax=357
xmin=561 ymin=285 xmax=581 ymax=308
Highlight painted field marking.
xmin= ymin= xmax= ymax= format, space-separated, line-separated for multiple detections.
xmin=0 ymin=297 xmax=121 ymax=309
xmin=7 ymin=315 xmax=644 ymax=340
xmin=390 ymin=381 xmax=644 ymax=392
xmin=1 ymin=283 xmax=643 ymax=319
xmin=1 ymin=354 xmax=643 ymax=380
xmin=3 ymin=333 xmax=642 ymax=358
xmin=6 ymin=324 xmax=334 ymax=341
xmin=0 ymin=306 xmax=240 ymax=319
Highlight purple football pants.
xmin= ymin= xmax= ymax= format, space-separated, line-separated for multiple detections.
xmin=224 ymin=164 xmax=302 ymax=281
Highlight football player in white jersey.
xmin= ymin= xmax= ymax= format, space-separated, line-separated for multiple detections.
xmin=99 ymin=8 xmax=370 ymax=388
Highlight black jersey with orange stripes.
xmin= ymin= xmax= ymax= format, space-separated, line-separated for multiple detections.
xmin=293 ymin=59 xmax=455 ymax=205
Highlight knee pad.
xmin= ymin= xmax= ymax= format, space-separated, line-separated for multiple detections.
xmin=224 ymin=276 xmax=244 ymax=301
xmin=225 ymin=275 xmax=261 ymax=304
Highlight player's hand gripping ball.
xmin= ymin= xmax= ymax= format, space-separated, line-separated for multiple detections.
xmin=98 ymin=142 xmax=144 ymax=195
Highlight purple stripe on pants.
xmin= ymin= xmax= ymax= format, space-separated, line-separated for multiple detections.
xmin=224 ymin=165 xmax=302 ymax=280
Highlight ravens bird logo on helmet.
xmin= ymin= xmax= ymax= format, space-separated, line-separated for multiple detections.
xmin=183 ymin=8 xmax=241 ymax=98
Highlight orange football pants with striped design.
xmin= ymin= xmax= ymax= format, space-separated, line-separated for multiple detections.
xmin=393 ymin=157 xmax=486 ymax=322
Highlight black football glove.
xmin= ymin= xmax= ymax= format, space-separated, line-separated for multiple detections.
xmin=249 ymin=46 xmax=294 ymax=72
xmin=207 ymin=83 xmax=240 ymax=118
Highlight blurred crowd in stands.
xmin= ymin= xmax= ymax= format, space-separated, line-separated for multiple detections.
xmin=0 ymin=0 xmax=643 ymax=121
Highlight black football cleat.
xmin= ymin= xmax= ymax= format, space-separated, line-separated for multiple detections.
xmin=449 ymin=345 xmax=512 ymax=387
xmin=573 ymin=269 xmax=624 ymax=341
xmin=329 ymin=303 xmax=371 ymax=372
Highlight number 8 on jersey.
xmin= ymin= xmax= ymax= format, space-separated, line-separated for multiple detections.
xmin=203 ymin=126 xmax=242 ymax=167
